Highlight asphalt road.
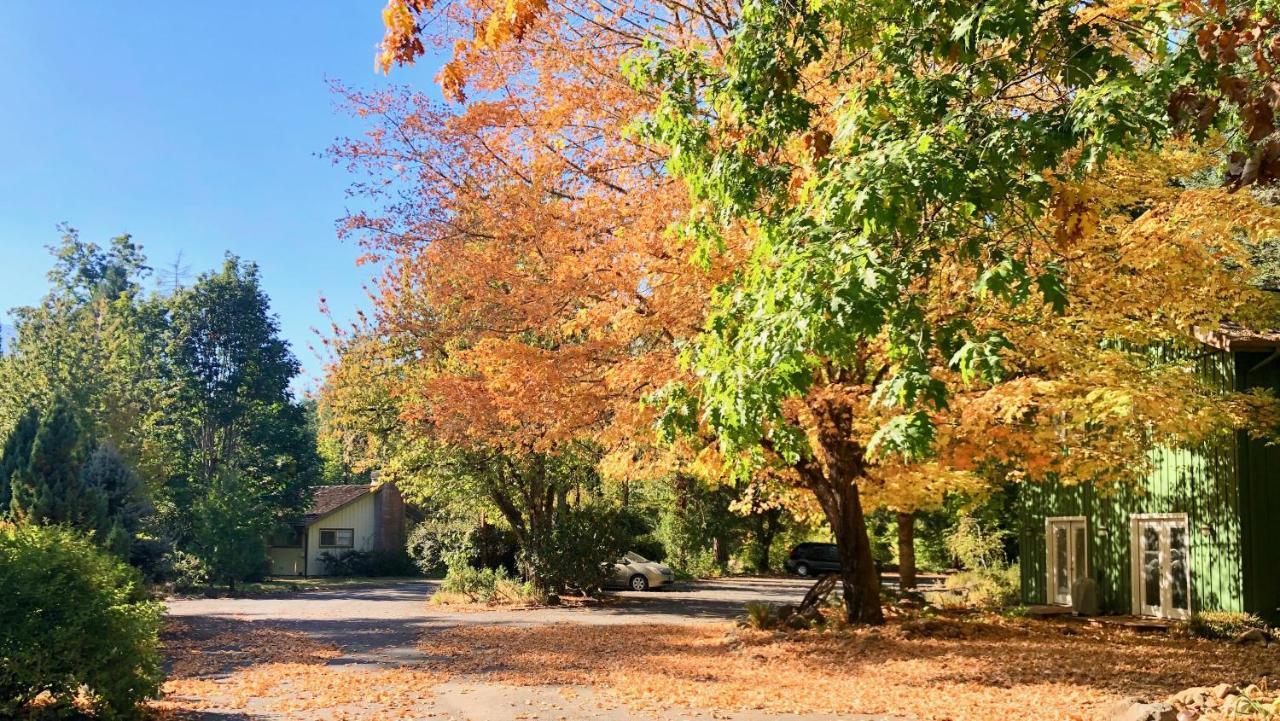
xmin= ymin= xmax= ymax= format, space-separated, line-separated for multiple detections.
xmin=165 ymin=577 xmax=903 ymax=720
xmin=166 ymin=576 xmax=816 ymax=664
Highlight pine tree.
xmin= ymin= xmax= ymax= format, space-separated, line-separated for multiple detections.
xmin=80 ymin=442 xmax=148 ymax=555
xmin=9 ymin=399 xmax=95 ymax=527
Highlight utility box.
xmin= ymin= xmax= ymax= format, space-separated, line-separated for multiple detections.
xmin=1071 ymin=578 xmax=1100 ymax=616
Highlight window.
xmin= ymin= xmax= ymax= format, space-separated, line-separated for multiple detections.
xmin=268 ymin=525 xmax=304 ymax=548
xmin=319 ymin=528 xmax=354 ymax=548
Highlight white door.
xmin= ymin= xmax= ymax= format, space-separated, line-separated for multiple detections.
xmin=1046 ymin=517 xmax=1088 ymax=606
xmin=1132 ymin=515 xmax=1191 ymax=620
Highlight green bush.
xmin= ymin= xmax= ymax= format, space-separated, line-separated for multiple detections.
xmin=942 ymin=564 xmax=1021 ymax=609
xmin=1188 ymin=611 xmax=1269 ymax=640
xmin=0 ymin=523 xmax=163 ymax=719
xmin=523 ymin=504 xmax=628 ymax=594
xmin=740 ymin=601 xmax=781 ymax=630
xmin=433 ymin=564 xmax=540 ymax=604
xmin=318 ymin=548 xmax=417 ymax=577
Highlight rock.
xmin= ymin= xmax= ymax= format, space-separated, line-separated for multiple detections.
xmin=1168 ymin=687 xmax=1210 ymax=707
xmin=1210 ymin=683 xmax=1236 ymax=700
xmin=1101 ymin=698 xmax=1145 ymax=719
xmin=785 ymin=614 xmax=810 ymax=630
xmin=1241 ymin=684 xmax=1261 ymax=698
xmin=1107 ymin=701 xmax=1178 ymax=721
xmin=1176 ymin=710 xmax=1199 ymax=721
xmin=1233 ymin=628 xmax=1269 ymax=645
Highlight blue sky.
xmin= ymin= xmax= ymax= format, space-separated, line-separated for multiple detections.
xmin=0 ymin=3 xmax=445 ymax=391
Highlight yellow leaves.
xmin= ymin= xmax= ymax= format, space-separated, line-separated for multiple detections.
xmin=477 ymin=0 xmax=551 ymax=50
xmin=1050 ymin=182 xmax=1099 ymax=249
xmin=376 ymin=0 xmax=430 ymax=74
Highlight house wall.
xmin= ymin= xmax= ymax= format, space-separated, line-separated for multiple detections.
xmin=1236 ymin=351 xmax=1280 ymax=624
xmin=267 ymin=546 xmax=306 ymax=576
xmin=306 ymin=492 xmax=378 ymax=576
xmin=1017 ymin=350 xmax=1251 ymax=617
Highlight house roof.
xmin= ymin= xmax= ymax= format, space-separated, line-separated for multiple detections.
xmin=1194 ymin=323 xmax=1280 ymax=352
xmin=303 ymin=484 xmax=374 ymax=523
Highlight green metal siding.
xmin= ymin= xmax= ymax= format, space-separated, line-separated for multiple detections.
xmin=1018 ymin=350 xmax=1252 ymax=616
xmin=1237 ymin=351 xmax=1280 ymax=624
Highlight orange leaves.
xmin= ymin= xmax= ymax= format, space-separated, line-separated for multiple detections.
xmin=376 ymin=0 xmax=431 ymax=74
xmin=414 ymin=618 xmax=1278 ymax=721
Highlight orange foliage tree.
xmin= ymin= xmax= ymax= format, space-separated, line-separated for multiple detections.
xmin=352 ymin=0 xmax=1280 ymax=620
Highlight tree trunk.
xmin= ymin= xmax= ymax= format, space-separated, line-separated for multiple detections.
xmin=712 ymin=536 xmax=729 ymax=570
xmin=826 ymin=480 xmax=884 ymax=625
xmin=750 ymin=508 xmax=780 ymax=572
xmin=793 ymin=450 xmax=885 ymax=627
xmin=896 ymin=511 xmax=916 ymax=591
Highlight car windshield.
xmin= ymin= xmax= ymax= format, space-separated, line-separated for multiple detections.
xmin=623 ymin=552 xmax=649 ymax=563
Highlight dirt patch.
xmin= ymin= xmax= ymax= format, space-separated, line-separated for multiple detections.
xmin=415 ymin=615 xmax=1280 ymax=721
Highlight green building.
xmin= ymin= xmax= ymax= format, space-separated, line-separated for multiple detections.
xmin=1016 ymin=326 xmax=1280 ymax=623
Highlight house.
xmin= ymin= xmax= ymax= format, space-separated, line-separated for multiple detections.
xmin=1015 ymin=325 xmax=1280 ymax=623
xmin=267 ymin=481 xmax=406 ymax=577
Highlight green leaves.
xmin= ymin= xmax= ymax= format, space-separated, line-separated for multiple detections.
xmin=634 ymin=0 xmax=1244 ymax=478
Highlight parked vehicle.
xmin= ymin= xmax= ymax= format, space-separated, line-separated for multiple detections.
xmin=783 ymin=543 xmax=842 ymax=577
xmin=609 ymin=551 xmax=675 ymax=591
xmin=783 ymin=542 xmax=885 ymax=577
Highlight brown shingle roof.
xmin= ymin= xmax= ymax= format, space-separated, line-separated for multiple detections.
xmin=1195 ymin=323 xmax=1280 ymax=352
xmin=304 ymin=484 xmax=372 ymax=522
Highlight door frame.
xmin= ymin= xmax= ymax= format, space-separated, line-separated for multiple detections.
xmin=1045 ymin=516 xmax=1088 ymax=606
xmin=1129 ymin=513 xmax=1192 ymax=619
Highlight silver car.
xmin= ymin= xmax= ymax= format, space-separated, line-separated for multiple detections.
xmin=611 ymin=551 xmax=675 ymax=591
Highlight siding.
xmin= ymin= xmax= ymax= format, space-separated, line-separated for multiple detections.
xmin=1237 ymin=351 xmax=1280 ymax=624
xmin=1019 ymin=350 xmax=1249 ymax=616
xmin=306 ymin=492 xmax=379 ymax=576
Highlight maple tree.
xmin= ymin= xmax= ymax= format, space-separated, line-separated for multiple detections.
xmin=363 ymin=0 xmax=1280 ymax=622
xmin=328 ymin=0 xmax=743 ymax=589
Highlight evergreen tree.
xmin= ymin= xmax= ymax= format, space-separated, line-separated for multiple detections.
xmin=9 ymin=399 xmax=95 ymax=526
xmin=80 ymin=442 xmax=149 ymax=556
xmin=0 ymin=408 xmax=38 ymax=515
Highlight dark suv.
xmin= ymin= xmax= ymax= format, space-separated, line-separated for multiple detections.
xmin=783 ymin=542 xmax=842 ymax=576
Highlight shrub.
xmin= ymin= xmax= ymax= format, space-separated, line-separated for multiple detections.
xmin=408 ymin=518 xmax=519 ymax=576
xmin=942 ymin=564 xmax=1021 ymax=609
xmin=432 ymin=564 xmax=541 ymax=605
xmin=168 ymin=550 xmax=212 ymax=588
xmin=1188 ymin=611 xmax=1269 ymax=640
xmin=318 ymin=548 xmax=416 ymax=577
xmin=523 ymin=504 xmax=628 ymax=594
xmin=0 ymin=523 xmax=163 ymax=719
xmin=740 ymin=601 xmax=781 ymax=630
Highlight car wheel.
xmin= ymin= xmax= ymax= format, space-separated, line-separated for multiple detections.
xmin=795 ymin=562 xmax=811 ymax=577
xmin=629 ymin=574 xmax=649 ymax=591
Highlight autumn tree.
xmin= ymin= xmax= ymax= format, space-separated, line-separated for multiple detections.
xmin=366 ymin=0 xmax=1280 ymax=624
xmin=331 ymin=0 xmax=748 ymax=587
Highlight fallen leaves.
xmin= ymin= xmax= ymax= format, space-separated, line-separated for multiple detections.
xmin=415 ymin=615 xmax=1280 ymax=721
xmin=151 ymin=618 xmax=442 ymax=721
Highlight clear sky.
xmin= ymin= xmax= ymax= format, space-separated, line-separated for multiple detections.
xmin=0 ymin=2 xmax=445 ymax=391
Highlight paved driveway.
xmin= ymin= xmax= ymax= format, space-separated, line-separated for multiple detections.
xmin=166 ymin=577 xmax=814 ymax=664
xmin=165 ymin=577 xmax=900 ymax=720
